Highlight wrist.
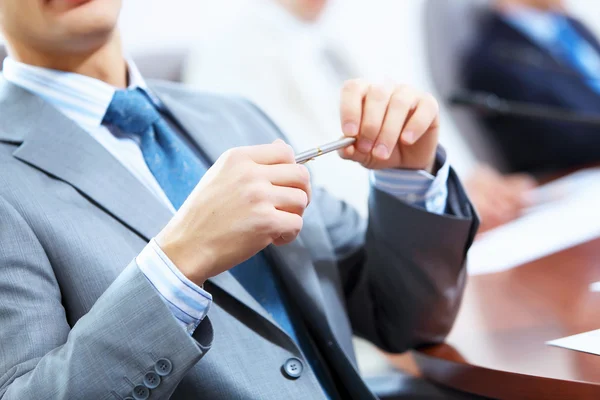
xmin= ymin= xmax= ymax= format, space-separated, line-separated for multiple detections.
xmin=155 ymin=231 xmax=211 ymax=286
xmin=426 ymin=155 xmax=439 ymax=175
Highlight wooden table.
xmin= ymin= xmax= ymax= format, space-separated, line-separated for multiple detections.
xmin=411 ymin=236 xmax=600 ymax=400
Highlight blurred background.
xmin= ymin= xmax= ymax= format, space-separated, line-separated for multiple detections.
xmin=115 ymin=0 xmax=600 ymax=176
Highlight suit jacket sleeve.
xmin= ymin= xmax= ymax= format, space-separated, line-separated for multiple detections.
xmin=0 ymin=195 xmax=213 ymax=399
xmin=241 ymin=98 xmax=479 ymax=353
xmin=315 ymin=169 xmax=478 ymax=353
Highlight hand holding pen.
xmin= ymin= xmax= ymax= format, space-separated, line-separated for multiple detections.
xmin=295 ymin=137 xmax=356 ymax=164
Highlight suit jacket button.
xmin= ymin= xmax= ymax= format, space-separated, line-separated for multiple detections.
xmin=132 ymin=385 xmax=150 ymax=400
xmin=282 ymin=357 xmax=303 ymax=379
xmin=124 ymin=398 xmax=134 ymax=400
xmin=155 ymin=358 xmax=173 ymax=376
xmin=144 ymin=371 xmax=161 ymax=389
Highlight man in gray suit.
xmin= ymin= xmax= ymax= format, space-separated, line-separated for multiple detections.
xmin=0 ymin=0 xmax=478 ymax=399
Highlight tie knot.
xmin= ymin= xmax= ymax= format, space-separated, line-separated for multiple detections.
xmin=103 ymin=88 xmax=161 ymax=135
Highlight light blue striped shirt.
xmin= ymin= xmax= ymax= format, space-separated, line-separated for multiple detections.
xmin=2 ymin=57 xmax=449 ymax=335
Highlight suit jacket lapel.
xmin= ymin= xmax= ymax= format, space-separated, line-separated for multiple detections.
xmin=0 ymin=79 xmax=293 ymax=339
xmin=0 ymin=80 xmax=173 ymax=242
xmin=492 ymin=14 xmax=582 ymax=78
xmin=266 ymin=240 xmax=356 ymax=360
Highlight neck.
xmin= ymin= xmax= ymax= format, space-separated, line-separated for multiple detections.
xmin=275 ymin=0 xmax=319 ymax=23
xmin=495 ymin=1 xmax=564 ymax=12
xmin=6 ymin=31 xmax=127 ymax=88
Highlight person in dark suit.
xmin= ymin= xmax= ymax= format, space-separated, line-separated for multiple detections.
xmin=463 ymin=0 xmax=600 ymax=173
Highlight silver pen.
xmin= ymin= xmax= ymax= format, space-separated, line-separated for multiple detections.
xmin=295 ymin=137 xmax=357 ymax=164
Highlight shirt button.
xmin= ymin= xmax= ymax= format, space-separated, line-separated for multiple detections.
xmin=155 ymin=358 xmax=173 ymax=376
xmin=143 ymin=371 xmax=161 ymax=389
xmin=132 ymin=385 xmax=150 ymax=400
xmin=282 ymin=357 xmax=303 ymax=379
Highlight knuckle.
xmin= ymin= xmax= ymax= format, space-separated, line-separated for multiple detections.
xmin=361 ymin=120 xmax=380 ymax=136
xmin=238 ymin=163 xmax=258 ymax=182
xmin=227 ymin=147 xmax=243 ymax=159
xmin=262 ymin=211 xmax=280 ymax=234
xmin=342 ymin=78 xmax=365 ymax=93
xmin=407 ymin=116 xmax=427 ymax=132
xmin=284 ymin=215 xmax=303 ymax=238
xmin=389 ymin=92 xmax=412 ymax=109
xmin=274 ymin=141 xmax=295 ymax=163
xmin=297 ymin=164 xmax=310 ymax=185
xmin=284 ymin=144 xmax=296 ymax=163
xmin=272 ymin=140 xmax=287 ymax=152
xmin=221 ymin=147 xmax=246 ymax=166
xmin=378 ymin=129 xmax=398 ymax=145
xmin=423 ymin=93 xmax=439 ymax=111
xmin=244 ymin=182 xmax=267 ymax=204
xmin=394 ymin=83 xmax=412 ymax=93
xmin=368 ymin=84 xmax=391 ymax=102
xmin=297 ymin=189 xmax=309 ymax=208
xmin=393 ymin=85 xmax=417 ymax=102
xmin=292 ymin=214 xmax=304 ymax=232
xmin=220 ymin=148 xmax=236 ymax=164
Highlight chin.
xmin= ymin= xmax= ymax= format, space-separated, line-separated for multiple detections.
xmin=50 ymin=0 xmax=121 ymax=51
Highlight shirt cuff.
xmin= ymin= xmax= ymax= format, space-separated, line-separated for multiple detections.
xmin=370 ymin=147 xmax=450 ymax=215
xmin=136 ymin=239 xmax=212 ymax=335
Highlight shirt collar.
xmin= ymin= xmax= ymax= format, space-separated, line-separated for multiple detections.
xmin=2 ymin=56 xmax=153 ymax=132
xmin=501 ymin=6 xmax=564 ymax=46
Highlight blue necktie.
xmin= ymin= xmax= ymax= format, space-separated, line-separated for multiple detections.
xmin=553 ymin=17 xmax=600 ymax=94
xmin=102 ymin=89 xmax=330 ymax=396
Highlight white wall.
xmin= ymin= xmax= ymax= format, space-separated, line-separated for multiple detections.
xmin=119 ymin=0 xmax=600 ymax=71
xmin=567 ymin=0 xmax=600 ymax=35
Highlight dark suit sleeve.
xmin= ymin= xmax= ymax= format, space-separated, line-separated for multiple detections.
xmin=313 ymin=169 xmax=477 ymax=353
xmin=239 ymin=98 xmax=479 ymax=353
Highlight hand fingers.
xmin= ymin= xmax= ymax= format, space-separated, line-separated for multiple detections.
xmin=400 ymin=93 xmax=439 ymax=145
xmin=338 ymin=138 xmax=371 ymax=166
xmin=244 ymin=139 xmax=296 ymax=165
xmin=263 ymin=163 xmax=312 ymax=204
xmin=372 ymin=86 xmax=416 ymax=160
xmin=271 ymin=186 xmax=309 ymax=216
xmin=505 ymin=174 xmax=537 ymax=191
xmin=271 ymin=211 xmax=304 ymax=246
xmin=492 ymin=175 xmax=535 ymax=207
xmin=488 ymin=193 xmax=521 ymax=216
xmin=356 ymin=84 xmax=393 ymax=155
xmin=478 ymin=203 xmax=511 ymax=233
xmin=340 ymin=79 xmax=370 ymax=138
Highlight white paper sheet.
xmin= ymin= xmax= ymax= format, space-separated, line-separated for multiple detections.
xmin=467 ymin=168 xmax=600 ymax=276
xmin=547 ymin=329 xmax=600 ymax=356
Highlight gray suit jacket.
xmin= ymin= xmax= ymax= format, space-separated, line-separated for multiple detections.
xmin=0 ymin=78 xmax=478 ymax=399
